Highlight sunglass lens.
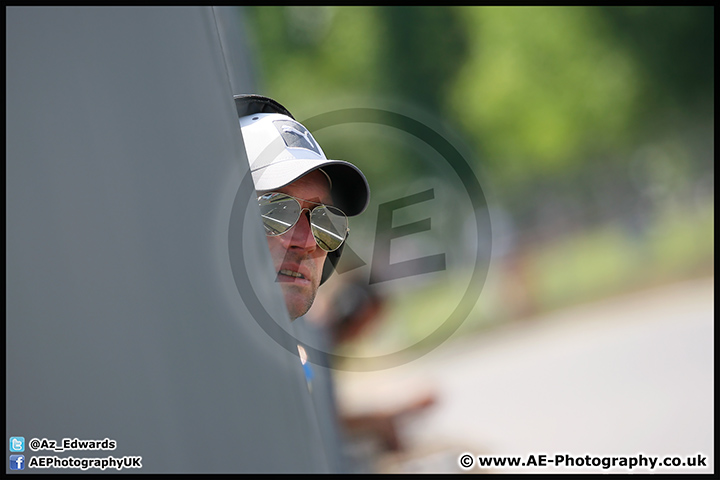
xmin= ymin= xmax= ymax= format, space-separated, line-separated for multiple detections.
xmin=311 ymin=205 xmax=348 ymax=252
xmin=258 ymin=194 xmax=300 ymax=235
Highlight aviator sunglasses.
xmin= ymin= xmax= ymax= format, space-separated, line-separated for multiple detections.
xmin=257 ymin=192 xmax=349 ymax=252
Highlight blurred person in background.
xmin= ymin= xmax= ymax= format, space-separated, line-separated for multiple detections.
xmin=309 ymin=273 xmax=438 ymax=468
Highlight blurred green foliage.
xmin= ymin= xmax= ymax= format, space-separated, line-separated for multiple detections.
xmin=243 ymin=6 xmax=712 ymax=208
xmin=241 ymin=6 xmax=713 ymax=339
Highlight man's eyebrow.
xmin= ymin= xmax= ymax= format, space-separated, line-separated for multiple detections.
xmin=257 ymin=191 xmax=333 ymax=206
xmin=298 ymin=195 xmax=332 ymax=206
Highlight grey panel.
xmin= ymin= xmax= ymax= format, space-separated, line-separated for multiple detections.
xmin=213 ymin=7 xmax=260 ymax=93
xmin=7 ymin=6 xmax=334 ymax=473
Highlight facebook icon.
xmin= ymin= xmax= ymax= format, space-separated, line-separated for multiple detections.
xmin=10 ymin=455 xmax=25 ymax=470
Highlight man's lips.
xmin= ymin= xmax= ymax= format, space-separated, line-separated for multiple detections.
xmin=276 ymin=264 xmax=312 ymax=283
xmin=279 ymin=269 xmax=305 ymax=278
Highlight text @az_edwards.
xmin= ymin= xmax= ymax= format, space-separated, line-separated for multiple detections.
xmin=28 ymin=437 xmax=115 ymax=452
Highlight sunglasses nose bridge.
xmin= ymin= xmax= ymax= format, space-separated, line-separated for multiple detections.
xmin=283 ymin=197 xmax=312 ymax=231
xmin=297 ymin=206 xmax=312 ymax=225
xmin=288 ymin=206 xmax=317 ymax=247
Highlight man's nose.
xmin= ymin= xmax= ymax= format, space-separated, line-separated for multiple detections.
xmin=284 ymin=211 xmax=316 ymax=251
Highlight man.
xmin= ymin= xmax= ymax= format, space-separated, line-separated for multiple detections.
xmin=235 ymin=95 xmax=435 ymax=472
xmin=234 ymin=94 xmax=370 ymax=320
xmin=234 ymin=94 xmax=373 ymax=472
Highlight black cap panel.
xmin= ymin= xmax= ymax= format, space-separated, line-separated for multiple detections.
xmin=234 ymin=94 xmax=295 ymax=119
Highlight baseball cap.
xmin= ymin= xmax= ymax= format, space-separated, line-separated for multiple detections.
xmin=234 ymin=94 xmax=370 ymax=217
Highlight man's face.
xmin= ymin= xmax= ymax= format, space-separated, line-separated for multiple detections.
xmin=263 ymin=170 xmax=331 ymax=320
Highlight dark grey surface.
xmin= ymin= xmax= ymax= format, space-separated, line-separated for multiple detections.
xmin=7 ymin=6 xmax=337 ymax=473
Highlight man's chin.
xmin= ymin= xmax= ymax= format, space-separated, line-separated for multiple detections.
xmin=280 ymin=284 xmax=317 ymax=320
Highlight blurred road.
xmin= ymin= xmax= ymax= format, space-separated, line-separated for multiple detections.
xmin=335 ymin=276 xmax=714 ymax=473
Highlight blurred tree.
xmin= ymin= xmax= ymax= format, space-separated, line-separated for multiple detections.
xmin=600 ymin=6 xmax=714 ymax=121
xmin=243 ymin=7 xmax=383 ymax=108
xmin=443 ymin=6 xmax=713 ymax=243
xmin=242 ymin=5 xmax=713 ymax=240
xmin=449 ymin=7 xmax=642 ymax=179
xmin=240 ymin=5 xmax=714 ymax=333
xmin=375 ymin=7 xmax=470 ymax=116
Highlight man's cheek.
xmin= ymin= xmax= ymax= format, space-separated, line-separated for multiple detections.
xmin=265 ymin=239 xmax=284 ymax=268
xmin=312 ymin=255 xmax=328 ymax=283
